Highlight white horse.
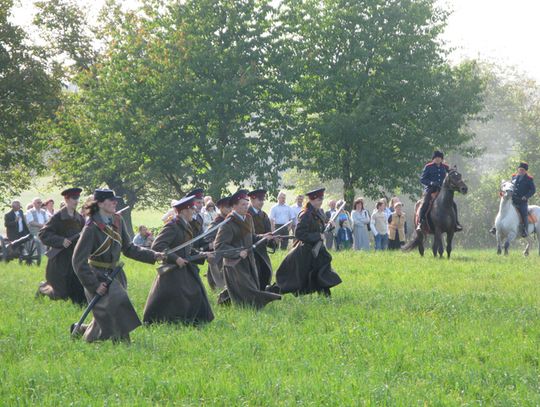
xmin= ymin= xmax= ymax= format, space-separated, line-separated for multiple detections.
xmin=494 ymin=180 xmax=540 ymax=256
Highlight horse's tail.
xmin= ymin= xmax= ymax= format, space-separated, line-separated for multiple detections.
xmin=402 ymin=229 xmax=424 ymax=252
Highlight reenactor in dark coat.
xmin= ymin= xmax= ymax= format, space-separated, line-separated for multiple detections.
xmin=72 ymin=189 xmax=163 ymax=343
xmin=214 ymin=190 xmax=281 ymax=308
xmin=143 ymin=196 xmax=214 ymax=325
xmin=248 ymin=189 xmax=275 ymax=290
xmin=186 ymin=188 xmax=205 ymax=239
xmin=271 ymin=188 xmax=342 ymax=296
xmin=204 ymin=196 xmax=232 ymax=290
xmin=417 ymin=150 xmax=462 ymax=232
xmin=4 ymin=200 xmax=30 ymax=241
xmin=37 ymin=188 xmax=86 ymax=305
xmin=512 ymin=162 xmax=536 ymax=237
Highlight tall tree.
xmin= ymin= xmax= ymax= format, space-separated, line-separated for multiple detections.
xmin=279 ymin=0 xmax=485 ymax=204
xmin=147 ymin=0 xmax=295 ymax=198
xmin=0 ymin=0 xmax=61 ymax=200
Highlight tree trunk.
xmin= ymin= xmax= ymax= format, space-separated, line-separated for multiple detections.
xmin=110 ymin=183 xmax=137 ymax=239
xmin=343 ymin=181 xmax=355 ymax=210
xmin=341 ymin=149 xmax=355 ymax=210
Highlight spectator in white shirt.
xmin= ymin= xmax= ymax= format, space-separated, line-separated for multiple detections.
xmin=202 ymin=201 xmax=217 ymax=231
xmin=26 ymin=197 xmax=47 ymax=256
xmin=270 ymin=191 xmax=293 ymax=250
xmin=370 ymin=201 xmax=389 ymax=251
xmin=132 ymin=225 xmax=154 ymax=248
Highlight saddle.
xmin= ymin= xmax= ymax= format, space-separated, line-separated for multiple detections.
xmin=414 ymin=191 xmax=439 ymax=233
xmin=514 ymin=206 xmax=538 ymax=225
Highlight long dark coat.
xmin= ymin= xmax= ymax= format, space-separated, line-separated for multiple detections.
xmin=143 ymin=218 xmax=214 ymax=325
xmin=38 ymin=207 xmax=86 ymax=305
xmin=275 ymin=204 xmax=342 ymax=295
xmin=204 ymin=214 xmax=227 ymax=290
xmin=248 ymin=206 xmax=274 ymax=289
xmin=214 ymin=213 xmax=281 ymax=308
xmin=72 ymin=213 xmax=157 ymax=342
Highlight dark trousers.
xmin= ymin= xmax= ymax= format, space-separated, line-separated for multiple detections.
xmin=515 ymin=200 xmax=529 ymax=234
xmin=274 ymin=224 xmax=289 ymax=250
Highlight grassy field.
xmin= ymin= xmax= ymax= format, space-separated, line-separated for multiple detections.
xmin=1 ymin=250 xmax=540 ymax=405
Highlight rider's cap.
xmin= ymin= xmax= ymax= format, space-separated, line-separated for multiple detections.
xmin=432 ymin=150 xmax=444 ymax=159
xmin=519 ymin=162 xmax=529 ymax=171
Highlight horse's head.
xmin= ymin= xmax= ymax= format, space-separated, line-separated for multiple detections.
xmin=445 ymin=167 xmax=468 ymax=194
xmin=500 ymin=180 xmax=514 ymax=199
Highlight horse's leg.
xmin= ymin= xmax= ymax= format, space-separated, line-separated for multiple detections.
xmin=446 ymin=231 xmax=454 ymax=259
xmin=432 ymin=231 xmax=441 ymax=258
xmin=439 ymin=234 xmax=445 ymax=257
xmin=418 ymin=236 xmax=425 ymax=257
xmin=505 ymin=232 xmax=516 ymax=256
xmin=523 ymin=235 xmax=531 ymax=256
xmin=496 ymin=231 xmax=502 ymax=255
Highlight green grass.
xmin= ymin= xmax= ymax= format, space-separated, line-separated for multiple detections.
xmin=1 ymin=250 xmax=540 ymax=405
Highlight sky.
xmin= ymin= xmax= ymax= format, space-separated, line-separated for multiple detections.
xmin=438 ymin=0 xmax=540 ymax=81
xmin=9 ymin=0 xmax=540 ymax=81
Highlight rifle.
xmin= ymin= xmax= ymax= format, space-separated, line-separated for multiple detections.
xmin=45 ymin=206 xmax=130 ymax=260
xmin=311 ymin=200 xmax=346 ymax=257
xmin=252 ymin=220 xmax=293 ymax=249
xmin=163 ymin=217 xmax=232 ymax=257
xmin=45 ymin=232 xmax=80 ymax=259
xmin=157 ymin=247 xmax=245 ymax=274
xmin=71 ymin=262 xmax=124 ymax=337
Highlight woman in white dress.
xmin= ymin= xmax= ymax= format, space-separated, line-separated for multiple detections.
xmin=351 ymin=197 xmax=370 ymax=251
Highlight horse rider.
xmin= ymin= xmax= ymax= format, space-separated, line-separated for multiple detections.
xmin=416 ymin=150 xmax=462 ymax=232
xmin=511 ymin=162 xmax=536 ymax=237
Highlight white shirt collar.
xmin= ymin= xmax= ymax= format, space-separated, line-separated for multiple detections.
xmin=233 ymin=211 xmax=246 ymax=221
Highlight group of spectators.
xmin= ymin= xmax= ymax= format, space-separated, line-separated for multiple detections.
xmin=3 ymin=197 xmax=60 ymax=255
xmin=133 ymin=191 xmax=408 ymax=253
xmin=324 ymin=196 xmax=408 ymax=251
xmin=6 ymin=192 xmax=409 ymax=254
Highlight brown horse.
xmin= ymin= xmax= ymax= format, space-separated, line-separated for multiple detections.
xmin=403 ymin=167 xmax=468 ymax=258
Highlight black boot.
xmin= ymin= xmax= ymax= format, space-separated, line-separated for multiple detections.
xmin=319 ymin=288 xmax=331 ymax=297
xmin=455 ymin=223 xmax=463 ymax=232
xmin=489 ymin=227 xmax=496 ymax=235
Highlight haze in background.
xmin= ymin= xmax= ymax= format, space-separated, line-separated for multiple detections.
xmin=11 ymin=0 xmax=540 ymax=81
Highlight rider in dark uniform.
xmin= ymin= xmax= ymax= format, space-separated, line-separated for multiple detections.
xmin=490 ymin=162 xmax=536 ymax=237
xmin=416 ymin=150 xmax=462 ymax=232
xmin=512 ymin=162 xmax=536 ymax=237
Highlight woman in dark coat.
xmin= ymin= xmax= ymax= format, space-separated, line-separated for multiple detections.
xmin=214 ymin=190 xmax=281 ymax=309
xmin=273 ymin=188 xmax=342 ymax=296
xmin=72 ymin=189 xmax=162 ymax=343
xmin=37 ymin=188 xmax=86 ymax=305
xmin=143 ymin=196 xmax=214 ymax=325
xmin=204 ymin=196 xmax=232 ymax=290
xmin=247 ymin=189 xmax=275 ymax=290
